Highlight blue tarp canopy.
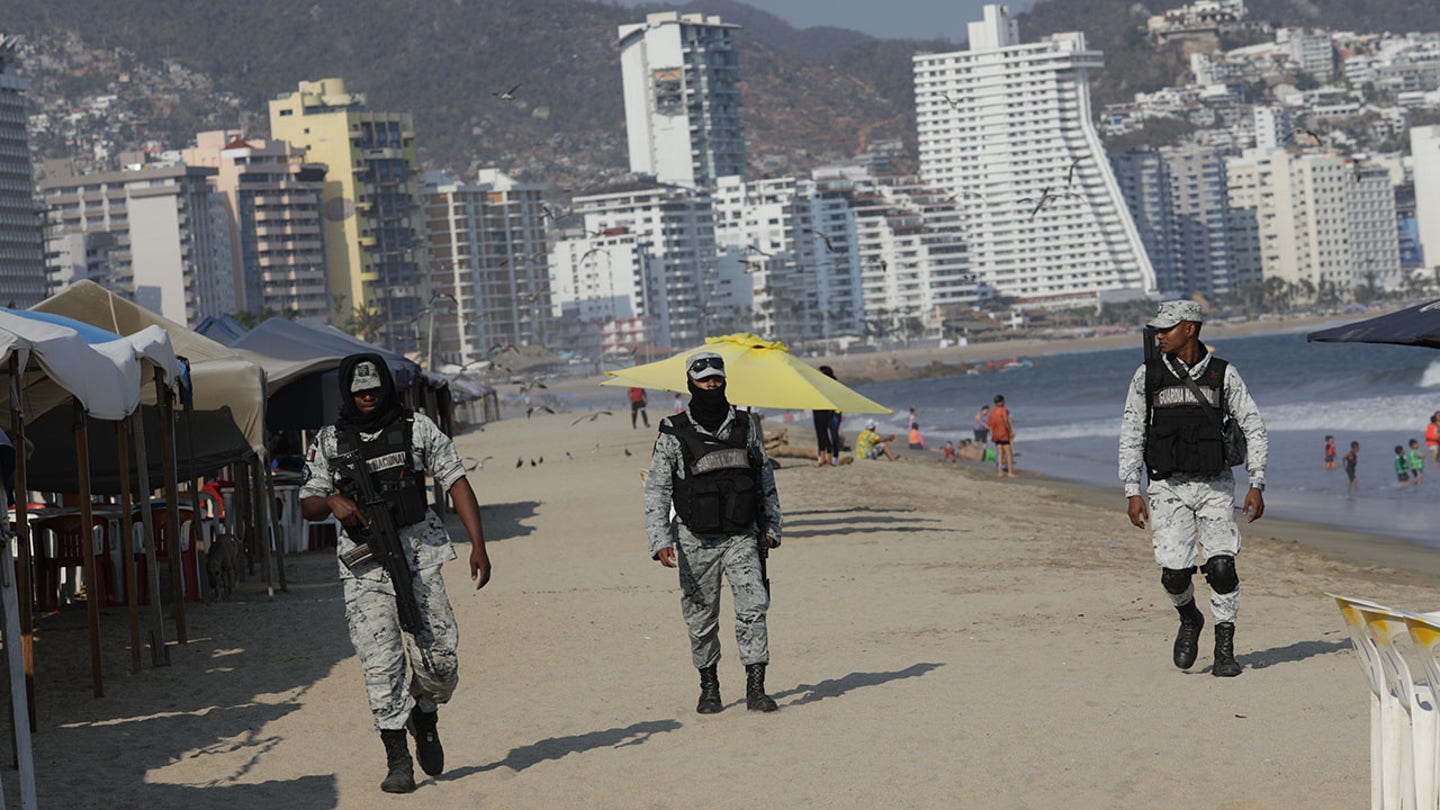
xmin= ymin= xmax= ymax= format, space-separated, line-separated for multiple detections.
xmin=1307 ymin=300 xmax=1440 ymax=350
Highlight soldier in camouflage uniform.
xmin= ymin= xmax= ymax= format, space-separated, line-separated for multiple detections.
xmin=1119 ymin=301 xmax=1267 ymax=678
xmin=301 ymin=353 xmax=491 ymax=793
xmin=645 ymin=351 xmax=783 ymax=714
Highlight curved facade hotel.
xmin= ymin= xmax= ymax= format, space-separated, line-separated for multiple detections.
xmin=914 ymin=4 xmax=1156 ymax=307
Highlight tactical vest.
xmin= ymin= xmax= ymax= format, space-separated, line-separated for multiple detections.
xmin=335 ymin=416 xmax=430 ymax=527
xmin=659 ymin=411 xmax=761 ymax=536
xmin=1144 ymin=356 xmax=1229 ymax=480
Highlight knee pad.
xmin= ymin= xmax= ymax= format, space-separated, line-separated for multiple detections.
xmin=1160 ymin=566 xmax=1195 ymax=595
xmin=1202 ymin=555 xmax=1239 ymax=594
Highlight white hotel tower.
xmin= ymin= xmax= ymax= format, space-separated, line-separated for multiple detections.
xmin=619 ymin=12 xmax=745 ymax=189
xmin=915 ymin=4 xmax=1155 ymax=306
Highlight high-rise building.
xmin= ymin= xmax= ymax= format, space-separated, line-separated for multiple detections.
xmin=549 ymin=181 xmax=743 ymax=353
xmin=41 ymin=164 xmax=236 ymax=324
xmin=914 ymin=4 xmax=1154 ymax=308
xmin=1110 ymin=145 xmax=1235 ymax=299
xmin=1413 ymin=126 xmax=1440 ymax=269
xmin=619 ymin=12 xmax=745 ymax=189
xmin=1226 ymin=148 xmax=1400 ymax=292
xmin=422 ymin=170 xmax=552 ymax=367
xmin=0 ymin=38 xmax=47 ymax=307
xmin=712 ymin=175 xmax=863 ymax=345
xmin=183 ymin=130 xmax=329 ymax=320
xmin=269 ymin=78 xmax=424 ymax=350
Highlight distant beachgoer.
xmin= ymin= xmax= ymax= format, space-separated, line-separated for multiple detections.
xmin=942 ymin=440 xmax=956 ymax=463
xmin=813 ymin=365 xmax=838 ymax=468
xmin=674 ymin=393 xmax=685 ymax=414
xmin=1323 ymin=435 xmax=1336 ymax=469
xmin=1428 ymin=413 xmax=1439 ymax=462
xmin=1118 ymin=300 xmax=1268 ymax=679
xmin=1408 ymin=438 xmax=1425 ymax=485
xmin=908 ymin=407 xmax=918 ymax=432
xmin=973 ymin=405 xmax=990 ymax=445
xmin=988 ymin=395 xmax=1014 ymax=477
xmin=1395 ymin=445 xmax=1411 ymax=485
xmin=628 ymin=387 xmax=649 ymax=429
xmin=855 ymin=420 xmax=898 ymax=461
xmin=907 ymin=423 xmax=926 ymax=450
xmin=1342 ymin=441 xmax=1360 ymax=496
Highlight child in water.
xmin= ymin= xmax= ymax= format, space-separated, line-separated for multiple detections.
xmin=1409 ymin=438 xmax=1425 ymax=486
xmin=1342 ymin=441 xmax=1359 ymax=497
xmin=1395 ymin=445 xmax=1413 ymax=486
xmin=1323 ymin=435 xmax=1336 ymax=469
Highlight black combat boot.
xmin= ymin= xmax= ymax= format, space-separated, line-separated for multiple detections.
xmin=379 ymin=729 xmax=416 ymax=793
xmin=409 ymin=706 xmax=444 ymax=776
xmin=745 ymin=663 xmax=778 ymax=712
xmin=697 ymin=665 xmax=723 ymax=714
xmin=1213 ymin=622 xmax=1242 ymax=678
xmin=1173 ymin=600 xmax=1205 ymax=670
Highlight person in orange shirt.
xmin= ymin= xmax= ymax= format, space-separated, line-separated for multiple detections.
xmin=1323 ymin=435 xmax=1336 ymax=469
xmin=987 ymin=394 xmax=1015 ymax=477
xmin=1427 ymin=412 xmax=1439 ymax=462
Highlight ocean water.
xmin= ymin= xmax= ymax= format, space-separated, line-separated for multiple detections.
xmin=558 ymin=329 xmax=1440 ymax=546
xmin=848 ymin=330 xmax=1440 ymax=546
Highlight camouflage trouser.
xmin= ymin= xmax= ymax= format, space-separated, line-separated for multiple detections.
xmin=344 ymin=565 xmax=460 ymax=731
xmin=675 ymin=530 xmax=770 ymax=669
xmin=1149 ymin=471 xmax=1241 ymax=623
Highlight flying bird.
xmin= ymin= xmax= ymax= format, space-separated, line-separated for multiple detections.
xmin=493 ymin=83 xmax=521 ymax=102
xmin=1019 ymin=187 xmax=1076 ymax=220
xmin=530 ymin=458 xmax=537 ymax=467
xmin=516 ymin=380 xmax=549 ymax=393
xmin=580 ymin=247 xmax=610 ymax=264
xmin=526 ymin=404 xmax=556 ymax=418
xmin=516 ymin=457 xmax=524 ymax=468
xmin=1066 ymin=156 xmax=1085 ymax=186
xmin=463 ymin=455 xmax=494 ymax=471
xmin=571 ymin=411 xmax=613 ymax=426
xmin=1288 ymin=128 xmax=1323 ymax=146
xmin=488 ymin=343 xmax=520 ymax=357
xmin=939 ymin=91 xmax=962 ymax=110
xmin=805 ymin=228 xmax=840 ymax=254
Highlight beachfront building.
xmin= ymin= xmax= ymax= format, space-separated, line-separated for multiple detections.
xmin=269 ymin=78 xmax=425 ymax=351
xmin=182 ymin=130 xmax=329 ymax=320
xmin=618 ymin=12 xmax=745 ymax=189
xmin=913 ymin=4 xmax=1155 ymax=310
xmin=1226 ymin=148 xmax=1401 ymax=293
xmin=40 ymin=163 xmax=235 ymax=325
xmin=0 ymin=37 xmax=48 ymax=307
xmin=548 ymin=180 xmax=746 ymax=356
xmin=818 ymin=169 xmax=981 ymax=341
xmin=422 ymin=169 xmax=552 ymax=368
xmin=1413 ymin=126 xmax=1440 ymax=269
xmin=1109 ymin=145 xmax=1236 ymax=300
xmin=711 ymin=175 xmax=863 ymax=346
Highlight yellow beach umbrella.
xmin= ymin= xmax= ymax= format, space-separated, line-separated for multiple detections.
xmin=601 ymin=333 xmax=893 ymax=414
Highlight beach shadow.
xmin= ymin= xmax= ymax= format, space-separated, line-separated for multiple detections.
xmin=773 ymin=663 xmax=944 ymax=707
xmin=1242 ymin=638 xmax=1350 ymax=670
xmin=784 ymin=517 xmax=944 ymax=539
xmin=786 ymin=507 xmax=917 ymax=517
xmin=439 ymin=718 xmax=683 ymax=780
xmin=466 ymin=500 xmax=540 ymax=544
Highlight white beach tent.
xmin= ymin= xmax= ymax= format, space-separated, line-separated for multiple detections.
xmin=0 ymin=309 xmax=180 ymax=810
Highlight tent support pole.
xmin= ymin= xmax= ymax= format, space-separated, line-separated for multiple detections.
xmin=182 ymin=394 xmax=207 ymax=604
xmin=252 ymin=457 xmax=274 ymax=600
xmin=72 ymin=400 xmax=102 ymax=698
xmin=156 ymin=374 xmax=187 ymax=644
xmin=132 ymin=411 xmax=169 ymax=666
xmin=8 ymin=356 xmax=35 ymax=730
xmin=116 ymin=421 xmax=140 ymax=674
xmin=264 ymin=463 xmax=287 ymax=592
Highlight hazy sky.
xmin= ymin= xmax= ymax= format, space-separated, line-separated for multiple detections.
xmin=613 ymin=0 xmax=1037 ymax=42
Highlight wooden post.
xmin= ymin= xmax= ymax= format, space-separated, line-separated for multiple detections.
xmin=264 ymin=463 xmax=287 ymax=592
xmin=0 ymin=544 xmax=36 ymax=809
xmin=8 ymin=356 xmax=35 ymax=730
xmin=181 ymin=394 xmax=207 ymax=604
xmin=72 ymin=400 xmax=103 ymax=698
xmin=155 ymin=374 xmax=187 ymax=644
xmin=251 ymin=457 xmax=274 ymax=600
xmin=131 ymin=410 xmax=168 ymax=667
xmin=116 ymin=420 xmax=140 ymax=674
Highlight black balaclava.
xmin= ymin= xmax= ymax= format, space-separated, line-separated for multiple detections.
xmin=336 ymin=352 xmax=408 ymax=433
xmin=687 ymin=377 xmax=731 ymax=433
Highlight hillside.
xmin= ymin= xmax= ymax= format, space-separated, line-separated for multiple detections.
xmin=9 ymin=0 xmax=1433 ymax=187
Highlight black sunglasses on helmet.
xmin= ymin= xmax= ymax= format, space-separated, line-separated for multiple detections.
xmin=688 ymin=356 xmax=725 ymax=374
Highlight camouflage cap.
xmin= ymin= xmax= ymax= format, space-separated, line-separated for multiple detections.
xmin=1146 ymin=300 xmax=1203 ymax=329
xmin=350 ymin=360 xmax=383 ymax=392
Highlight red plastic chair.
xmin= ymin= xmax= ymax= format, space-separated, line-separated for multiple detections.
xmin=33 ymin=514 xmax=113 ymax=611
xmin=132 ymin=505 xmax=201 ymax=604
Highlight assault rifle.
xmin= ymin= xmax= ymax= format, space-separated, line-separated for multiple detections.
xmin=334 ymin=449 xmax=424 ymax=635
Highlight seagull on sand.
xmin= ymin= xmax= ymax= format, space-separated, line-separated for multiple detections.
xmin=493 ymin=83 xmax=521 ymax=102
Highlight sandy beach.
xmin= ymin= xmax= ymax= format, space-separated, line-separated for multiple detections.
xmin=1 ymin=403 xmax=1434 ymax=809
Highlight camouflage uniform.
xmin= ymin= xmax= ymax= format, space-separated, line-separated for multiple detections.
xmin=1119 ymin=353 xmax=1268 ymax=623
xmin=301 ymin=412 xmax=467 ymax=731
xmin=645 ymin=407 xmax=783 ymax=669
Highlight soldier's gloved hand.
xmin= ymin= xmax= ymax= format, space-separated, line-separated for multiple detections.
xmin=1126 ymin=495 xmax=1149 ymax=529
xmin=326 ymin=494 xmax=369 ymax=529
xmin=656 ymin=547 xmax=677 ymax=568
